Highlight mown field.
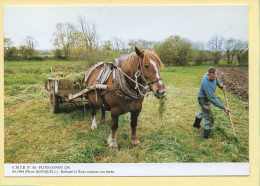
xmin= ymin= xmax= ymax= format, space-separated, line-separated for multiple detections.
xmin=4 ymin=60 xmax=248 ymax=163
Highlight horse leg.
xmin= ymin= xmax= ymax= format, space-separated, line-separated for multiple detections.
xmin=128 ymin=112 xmax=131 ymax=122
xmin=108 ymin=112 xmax=119 ymax=148
xmin=91 ymin=107 xmax=97 ymax=130
xmin=101 ymin=108 xmax=106 ymax=125
xmin=130 ymin=111 xmax=140 ymax=145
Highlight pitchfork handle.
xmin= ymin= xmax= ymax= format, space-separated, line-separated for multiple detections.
xmin=223 ymin=90 xmax=238 ymax=142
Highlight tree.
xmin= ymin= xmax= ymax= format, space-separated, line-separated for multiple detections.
xmin=4 ymin=38 xmax=13 ymax=50
xmin=24 ymin=36 xmax=37 ymax=58
xmin=18 ymin=45 xmax=30 ymax=60
xmin=102 ymin=40 xmax=113 ymax=51
xmin=224 ymin=39 xmax=237 ymax=65
xmin=53 ymin=49 xmax=64 ymax=59
xmin=53 ymin=22 xmax=76 ymax=60
xmin=154 ymin=35 xmax=193 ymax=66
xmin=208 ymin=35 xmax=224 ymax=64
xmin=70 ymin=18 xmax=99 ymax=63
xmin=193 ymin=42 xmax=207 ymax=65
xmin=128 ymin=39 xmax=155 ymax=51
xmin=4 ymin=38 xmax=19 ymax=60
xmin=235 ymin=41 xmax=248 ymax=65
xmin=78 ymin=18 xmax=98 ymax=51
xmin=18 ymin=36 xmax=38 ymax=60
xmin=112 ymin=37 xmax=126 ymax=52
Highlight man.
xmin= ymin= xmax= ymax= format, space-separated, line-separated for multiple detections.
xmin=193 ymin=67 xmax=230 ymax=139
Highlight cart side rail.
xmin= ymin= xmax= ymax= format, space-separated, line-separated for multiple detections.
xmin=68 ymin=84 xmax=108 ymax=101
xmin=45 ymin=78 xmax=59 ymax=94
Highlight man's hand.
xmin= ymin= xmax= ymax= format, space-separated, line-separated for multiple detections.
xmin=224 ymin=107 xmax=230 ymax=114
xmin=222 ymin=85 xmax=226 ymax=91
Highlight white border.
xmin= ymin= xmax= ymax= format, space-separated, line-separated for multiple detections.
xmin=5 ymin=163 xmax=249 ymax=177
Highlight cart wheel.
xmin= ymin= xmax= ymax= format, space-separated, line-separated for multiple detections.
xmin=50 ymin=92 xmax=59 ymax=113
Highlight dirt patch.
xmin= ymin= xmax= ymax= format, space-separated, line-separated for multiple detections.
xmin=217 ymin=67 xmax=248 ymax=108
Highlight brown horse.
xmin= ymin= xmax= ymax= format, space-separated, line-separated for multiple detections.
xmin=85 ymin=47 xmax=165 ymax=148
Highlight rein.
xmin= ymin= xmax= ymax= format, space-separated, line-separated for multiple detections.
xmin=116 ymin=65 xmax=149 ymax=96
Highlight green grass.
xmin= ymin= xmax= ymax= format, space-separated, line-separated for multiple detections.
xmin=4 ymin=60 xmax=248 ymax=163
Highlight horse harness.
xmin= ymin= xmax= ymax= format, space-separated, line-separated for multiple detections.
xmin=84 ymin=54 xmax=162 ymax=102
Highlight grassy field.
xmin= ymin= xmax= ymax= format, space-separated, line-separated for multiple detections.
xmin=4 ymin=60 xmax=249 ymax=163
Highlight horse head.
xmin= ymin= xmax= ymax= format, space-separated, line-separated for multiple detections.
xmin=135 ymin=46 xmax=166 ymax=98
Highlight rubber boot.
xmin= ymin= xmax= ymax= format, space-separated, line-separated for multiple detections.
xmin=203 ymin=129 xmax=211 ymax=139
xmin=193 ymin=117 xmax=202 ymax=129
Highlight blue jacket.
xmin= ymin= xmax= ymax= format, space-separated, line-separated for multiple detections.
xmin=198 ymin=73 xmax=225 ymax=109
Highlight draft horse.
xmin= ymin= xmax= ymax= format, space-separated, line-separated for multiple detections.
xmin=84 ymin=47 xmax=165 ymax=148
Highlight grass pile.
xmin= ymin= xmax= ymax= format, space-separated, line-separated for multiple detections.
xmin=157 ymin=97 xmax=169 ymax=152
xmin=47 ymin=71 xmax=85 ymax=90
xmin=158 ymin=97 xmax=166 ymax=119
xmin=63 ymin=72 xmax=85 ymax=90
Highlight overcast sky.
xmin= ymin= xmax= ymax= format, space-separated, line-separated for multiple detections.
xmin=4 ymin=5 xmax=248 ymax=50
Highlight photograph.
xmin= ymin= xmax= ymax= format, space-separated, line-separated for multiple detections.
xmin=4 ymin=5 xmax=249 ymax=174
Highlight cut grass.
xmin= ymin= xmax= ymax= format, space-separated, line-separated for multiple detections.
xmin=4 ymin=61 xmax=248 ymax=163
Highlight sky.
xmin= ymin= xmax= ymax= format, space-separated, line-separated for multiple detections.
xmin=4 ymin=5 xmax=248 ymax=50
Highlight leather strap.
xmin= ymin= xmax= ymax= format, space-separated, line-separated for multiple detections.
xmin=138 ymin=57 xmax=162 ymax=86
xmin=84 ymin=66 xmax=96 ymax=83
xmin=146 ymin=78 xmax=162 ymax=85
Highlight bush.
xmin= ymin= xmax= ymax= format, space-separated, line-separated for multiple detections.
xmin=19 ymin=45 xmax=38 ymax=60
xmin=237 ymin=50 xmax=248 ymax=66
xmin=31 ymin=56 xmax=43 ymax=61
xmin=194 ymin=51 xmax=208 ymax=65
xmin=53 ymin=49 xmax=66 ymax=60
xmin=4 ymin=46 xmax=19 ymax=60
xmin=154 ymin=35 xmax=193 ymax=66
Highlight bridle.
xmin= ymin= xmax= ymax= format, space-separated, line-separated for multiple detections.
xmin=133 ymin=57 xmax=162 ymax=96
xmin=115 ymin=55 xmax=163 ymax=97
xmin=137 ymin=57 xmax=162 ymax=84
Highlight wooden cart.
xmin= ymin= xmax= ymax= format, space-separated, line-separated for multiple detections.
xmin=45 ymin=78 xmax=107 ymax=113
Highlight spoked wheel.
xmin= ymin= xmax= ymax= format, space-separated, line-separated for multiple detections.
xmin=50 ymin=92 xmax=59 ymax=113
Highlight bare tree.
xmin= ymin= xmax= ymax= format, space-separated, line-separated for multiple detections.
xmin=193 ymin=41 xmax=207 ymax=65
xmin=75 ymin=17 xmax=99 ymax=62
xmin=19 ymin=36 xmax=38 ymax=59
xmin=53 ymin=22 xmax=76 ymax=59
xmin=79 ymin=18 xmax=98 ymax=51
xmin=208 ymin=35 xmax=224 ymax=64
xmin=24 ymin=36 xmax=37 ymax=54
xmin=112 ymin=37 xmax=126 ymax=52
xmin=128 ymin=39 xmax=156 ymax=51
xmin=4 ymin=38 xmax=13 ymax=49
xmin=224 ymin=39 xmax=237 ymax=64
xmin=102 ymin=40 xmax=112 ymax=50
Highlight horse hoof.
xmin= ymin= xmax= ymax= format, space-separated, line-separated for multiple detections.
xmin=108 ymin=136 xmax=118 ymax=148
xmin=131 ymin=139 xmax=140 ymax=146
xmin=91 ymin=125 xmax=97 ymax=130
xmin=109 ymin=142 xmax=118 ymax=148
xmin=107 ymin=136 xmax=114 ymax=144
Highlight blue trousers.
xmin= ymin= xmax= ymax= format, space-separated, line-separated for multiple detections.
xmin=196 ymin=97 xmax=214 ymax=131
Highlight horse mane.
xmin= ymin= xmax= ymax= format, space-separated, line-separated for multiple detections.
xmin=121 ymin=50 xmax=164 ymax=74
